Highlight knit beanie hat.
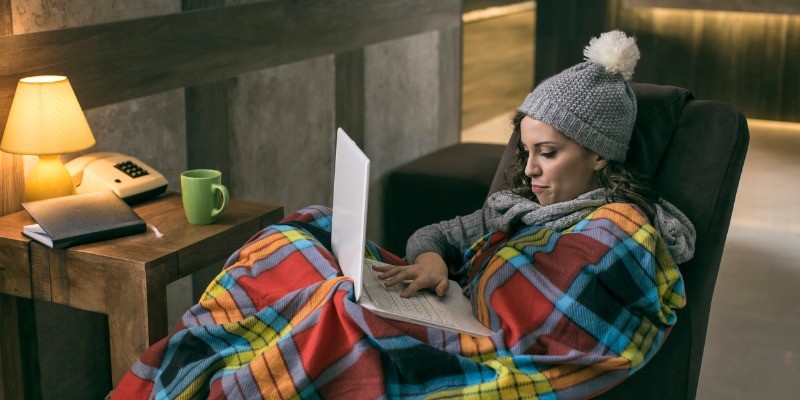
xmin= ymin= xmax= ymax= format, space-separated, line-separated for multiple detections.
xmin=518 ymin=30 xmax=640 ymax=162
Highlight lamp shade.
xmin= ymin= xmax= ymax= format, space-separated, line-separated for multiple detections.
xmin=1 ymin=75 xmax=95 ymax=155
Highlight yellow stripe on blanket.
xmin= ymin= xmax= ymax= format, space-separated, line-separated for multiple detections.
xmin=427 ymin=358 xmax=554 ymax=399
xmin=621 ymin=317 xmax=659 ymax=368
xmin=542 ymin=357 xmax=630 ymax=390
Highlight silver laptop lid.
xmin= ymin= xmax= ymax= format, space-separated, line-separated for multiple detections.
xmin=331 ymin=128 xmax=370 ymax=301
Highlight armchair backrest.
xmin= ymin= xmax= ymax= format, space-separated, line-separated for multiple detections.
xmin=488 ymin=82 xmax=750 ymax=400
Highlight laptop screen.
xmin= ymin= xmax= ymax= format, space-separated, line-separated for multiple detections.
xmin=330 ymin=128 xmax=370 ymax=301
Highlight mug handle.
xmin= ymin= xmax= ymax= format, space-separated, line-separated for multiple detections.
xmin=210 ymin=183 xmax=229 ymax=218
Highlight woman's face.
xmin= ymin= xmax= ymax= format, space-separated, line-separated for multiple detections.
xmin=520 ymin=116 xmax=607 ymax=206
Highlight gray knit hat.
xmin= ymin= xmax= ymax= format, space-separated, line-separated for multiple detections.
xmin=518 ymin=30 xmax=640 ymax=162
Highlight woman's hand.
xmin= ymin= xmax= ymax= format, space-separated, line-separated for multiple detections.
xmin=372 ymin=252 xmax=450 ymax=298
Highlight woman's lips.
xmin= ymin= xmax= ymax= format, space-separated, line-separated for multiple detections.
xmin=532 ymin=185 xmax=548 ymax=193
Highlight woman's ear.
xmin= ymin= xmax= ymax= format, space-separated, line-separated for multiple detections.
xmin=593 ymin=155 xmax=608 ymax=171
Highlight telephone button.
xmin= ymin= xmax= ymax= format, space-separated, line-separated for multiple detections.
xmin=114 ymin=160 xmax=150 ymax=179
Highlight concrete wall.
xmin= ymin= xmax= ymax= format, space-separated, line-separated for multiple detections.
xmin=5 ymin=1 xmax=459 ymax=398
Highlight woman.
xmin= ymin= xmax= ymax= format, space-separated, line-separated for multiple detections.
xmin=375 ymin=30 xmax=695 ymax=299
xmin=114 ymin=31 xmax=696 ymax=400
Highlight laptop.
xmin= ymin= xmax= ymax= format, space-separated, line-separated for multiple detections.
xmin=331 ymin=128 xmax=493 ymax=337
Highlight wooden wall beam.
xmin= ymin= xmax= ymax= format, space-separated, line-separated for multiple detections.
xmin=183 ymin=0 xmax=232 ymax=188
xmin=335 ymin=49 xmax=366 ymax=148
xmin=183 ymin=0 xmax=234 ymax=308
xmin=1 ymin=5 xmax=32 ymax=399
xmin=0 ymin=0 xmax=23 ymax=217
xmin=0 ymin=0 xmax=461 ymax=133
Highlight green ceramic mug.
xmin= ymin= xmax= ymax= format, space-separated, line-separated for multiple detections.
xmin=180 ymin=169 xmax=229 ymax=225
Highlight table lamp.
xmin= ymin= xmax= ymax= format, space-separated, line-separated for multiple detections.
xmin=1 ymin=75 xmax=96 ymax=202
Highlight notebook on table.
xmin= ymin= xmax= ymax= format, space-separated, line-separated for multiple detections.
xmin=331 ymin=128 xmax=493 ymax=337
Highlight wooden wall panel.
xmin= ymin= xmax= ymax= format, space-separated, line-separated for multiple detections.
xmin=0 ymin=0 xmax=23 ymax=217
xmin=782 ymin=19 xmax=800 ymax=119
xmin=617 ymin=7 xmax=800 ymax=122
xmin=535 ymin=2 xmax=800 ymax=122
xmin=0 ymin=4 xmax=29 ymax=399
xmin=534 ymin=0 xmax=613 ymax=85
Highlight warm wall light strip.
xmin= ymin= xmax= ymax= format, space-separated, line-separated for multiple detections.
xmin=644 ymin=6 xmax=791 ymax=19
xmin=463 ymin=1 xmax=535 ymax=23
xmin=625 ymin=0 xmax=800 ymax=17
xmin=747 ymin=119 xmax=800 ymax=134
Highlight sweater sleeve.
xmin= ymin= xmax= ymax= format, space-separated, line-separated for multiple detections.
xmin=404 ymin=207 xmax=497 ymax=266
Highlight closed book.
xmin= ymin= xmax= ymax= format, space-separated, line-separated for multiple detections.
xmin=21 ymin=190 xmax=147 ymax=249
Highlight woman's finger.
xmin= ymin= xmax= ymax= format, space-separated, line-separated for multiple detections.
xmin=371 ymin=263 xmax=395 ymax=271
xmin=383 ymin=274 xmax=401 ymax=287
xmin=376 ymin=266 xmax=401 ymax=280
xmin=435 ymin=279 xmax=449 ymax=297
xmin=400 ymin=279 xmax=425 ymax=298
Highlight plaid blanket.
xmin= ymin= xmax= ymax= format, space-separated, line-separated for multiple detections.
xmin=113 ymin=203 xmax=684 ymax=399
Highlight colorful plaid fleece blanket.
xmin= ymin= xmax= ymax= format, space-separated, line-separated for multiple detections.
xmin=113 ymin=202 xmax=684 ymax=399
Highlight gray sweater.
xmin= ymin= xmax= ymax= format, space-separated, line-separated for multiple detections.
xmin=405 ymin=207 xmax=499 ymax=267
xmin=405 ymin=189 xmax=696 ymax=267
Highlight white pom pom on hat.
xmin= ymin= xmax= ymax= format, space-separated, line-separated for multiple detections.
xmin=517 ymin=29 xmax=640 ymax=162
xmin=583 ymin=30 xmax=640 ymax=81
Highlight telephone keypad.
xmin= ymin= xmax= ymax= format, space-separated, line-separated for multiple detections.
xmin=114 ymin=160 xmax=150 ymax=179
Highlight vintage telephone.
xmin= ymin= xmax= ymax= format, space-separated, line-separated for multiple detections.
xmin=65 ymin=152 xmax=168 ymax=204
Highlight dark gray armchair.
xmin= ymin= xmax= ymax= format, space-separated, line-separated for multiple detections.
xmin=382 ymin=82 xmax=750 ymax=399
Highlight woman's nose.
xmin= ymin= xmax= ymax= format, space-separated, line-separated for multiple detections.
xmin=525 ymin=156 xmax=541 ymax=177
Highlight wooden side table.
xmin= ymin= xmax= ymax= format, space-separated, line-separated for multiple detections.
xmin=0 ymin=193 xmax=283 ymax=396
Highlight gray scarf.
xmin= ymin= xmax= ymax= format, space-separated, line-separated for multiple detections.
xmin=486 ymin=189 xmax=696 ymax=264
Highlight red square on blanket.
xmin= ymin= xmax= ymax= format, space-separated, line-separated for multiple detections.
xmin=238 ymin=251 xmax=331 ymax=309
xmin=491 ymin=272 xmax=553 ymax=346
xmin=292 ymin=290 xmax=366 ymax=379
xmin=533 ymin=234 xmax=608 ymax=291
xmin=529 ymin=317 xmax=601 ymax=356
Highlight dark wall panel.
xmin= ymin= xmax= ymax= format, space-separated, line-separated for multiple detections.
xmin=534 ymin=1 xmax=800 ymax=122
xmin=534 ymin=0 xmax=614 ymax=85
xmin=618 ymin=7 xmax=800 ymax=122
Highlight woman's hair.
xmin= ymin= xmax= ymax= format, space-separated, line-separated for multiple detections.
xmin=504 ymin=111 xmax=659 ymax=219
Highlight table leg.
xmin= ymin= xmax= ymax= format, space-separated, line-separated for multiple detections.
xmin=106 ymin=264 xmax=172 ymax=386
xmin=0 ymin=295 xmax=40 ymax=400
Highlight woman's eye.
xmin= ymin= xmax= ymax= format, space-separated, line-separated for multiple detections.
xmin=539 ymin=151 xmax=556 ymax=158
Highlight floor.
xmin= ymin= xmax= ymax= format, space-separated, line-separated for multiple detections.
xmin=461 ymin=5 xmax=800 ymax=400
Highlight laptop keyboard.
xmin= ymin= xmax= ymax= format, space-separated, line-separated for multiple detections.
xmin=363 ymin=260 xmax=455 ymax=327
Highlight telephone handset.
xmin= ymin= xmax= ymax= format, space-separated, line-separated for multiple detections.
xmin=65 ymin=152 xmax=168 ymax=204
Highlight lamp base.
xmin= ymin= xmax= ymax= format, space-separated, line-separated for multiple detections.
xmin=24 ymin=154 xmax=76 ymax=202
